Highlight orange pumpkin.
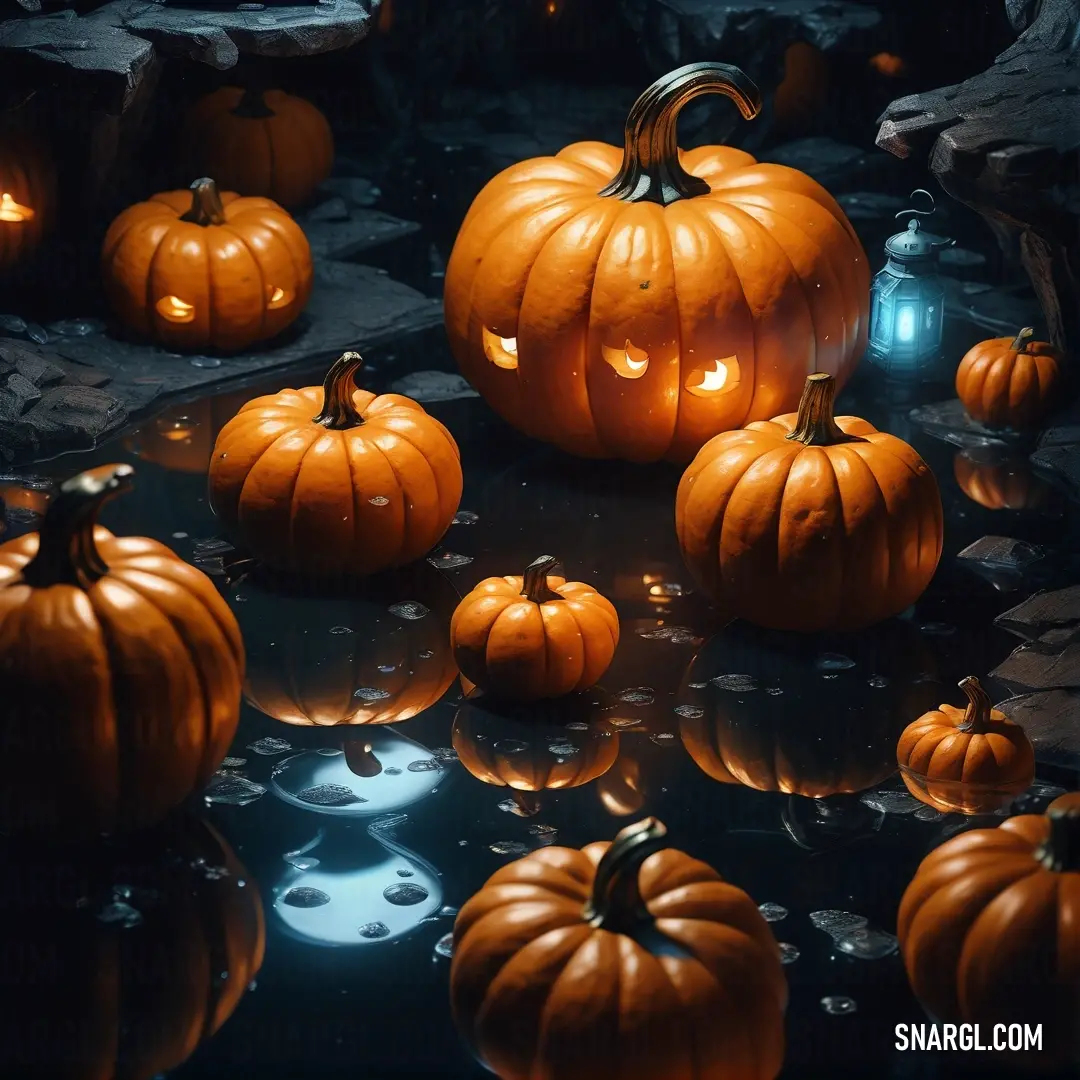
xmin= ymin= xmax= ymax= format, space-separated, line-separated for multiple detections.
xmin=182 ymin=87 xmax=334 ymax=209
xmin=0 ymin=815 xmax=264 ymax=1077
xmin=450 ymin=555 xmax=619 ymax=700
xmin=125 ymin=388 xmax=253 ymax=474
xmin=953 ymin=446 xmax=1050 ymax=511
xmin=0 ymin=130 xmax=54 ymax=272
xmin=676 ymin=372 xmax=943 ymax=632
xmin=444 ymin=62 xmax=869 ymax=464
xmin=208 ymin=352 xmax=463 ymax=579
xmin=452 ymin=688 xmax=620 ymax=814
xmin=240 ymin=563 xmax=460 ymax=726
xmin=896 ymin=676 xmax=1035 ymax=814
xmin=773 ymin=42 xmax=829 ymax=131
xmin=898 ymin=793 xmax=1080 ymax=1066
xmin=0 ymin=464 xmax=244 ymax=837
xmin=101 ymin=177 xmax=312 ymax=353
xmin=955 ymin=326 xmax=1063 ymax=430
xmin=451 ymin=816 xmax=787 ymax=1080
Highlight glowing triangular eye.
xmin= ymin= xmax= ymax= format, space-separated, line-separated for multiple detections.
xmin=685 ymin=356 xmax=739 ymax=397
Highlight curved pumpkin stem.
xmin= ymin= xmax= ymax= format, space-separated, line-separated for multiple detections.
xmin=520 ymin=555 xmax=562 ymax=603
xmin=314 ymin=352 xmax=367 ymax=430
xmin=785 ymin=373 xmax=864 ymax=447
xmin=344 ymin=741 xmax=383 ymax=777
xmin=232 ymin=87 xmax=276 ymax=119
xmin=584 ymin=817 xmax=668 ymax=932
xmin=1036 ymin=795 xmax=1080 ymax=872
xmin=19 ymin=464 xmax=134 ymax=589
xmin=956 ymin=676 xmax=994 ymax=734
xmin=180 ymin=177 xmax=227 ymax=226
xmin=599 ymin=63 xmax=762 ymax=206
xmin=1009 ymin=327 xmax=1035 ymax=353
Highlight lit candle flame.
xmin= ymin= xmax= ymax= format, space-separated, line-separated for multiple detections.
xmin=0 ymin=193 xmax=33 ymax=223
xmin=698 ymin=359 xmax=728 ymax=392
xmin=499 ymin=336 xmax=518 ymax=355
xmin=156 ymin=295 xmax=195 ymax=322
xmin=269 ymin=286 xmax=285 ymax=303
xmin=625 ymin=351 xmax=647 ymax=372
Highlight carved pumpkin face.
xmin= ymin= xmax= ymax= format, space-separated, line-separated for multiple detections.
xmin=101 ymin=177 xmax=312 ymax=353
xmin=0 ymin=816 xmax=264 ymax=1077
xmin=239 ymin=562 xmax=460 ymax=726
xmin=182 ymin=88 xmax=334 ymax=210
xmin=0 ymin=131 xmax=54 ymax=272
xmin=0 ymin=464 xmax=245 ymax=838
xmin=678 ymin=621 xmax=939 ymax=798
xmin=444 ymin=62 xmax=869 ymax=463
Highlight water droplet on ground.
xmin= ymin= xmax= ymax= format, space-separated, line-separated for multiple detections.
xmin=914 ymin=805 xmax=946 ymax=821
xmin=432 ymin=747 xmax=459 ymax=762
xmin=493 ymin=739 xmax=528 ymax=753
xmin=396 ymin=868 xmax=414 ymax=877
xmin=815 ymin=653 xmax=856 ymax=671
xmin=490 ymin=840 xmax=530 ymax=856
xmin=758 ymin=902 xmax=788 ymax=922
xmin=433 ymin=932 xmax=454 ymax=959
xmin=329 ymin=626 xmax=354 ymax=635
xmin=860 ymin=790 xmax=922 ymax=815
xmin=608 ymin=716 xmax=643 ymax=728
xmin=383 ymin=882 xmax=430 ymax=906
xmin=821 ymin=995 xmax=857 ymax=1015
xmin=778 ymin=942 xmax=800 ymax=964
xmin=25 ymin=323 xmax=48 ymax=344
xmin=452 ymin=510 xmax=479 ymax=524
xmin=546 ymin=742 xmax=578 ymax=756
xmin=712 ymin=674 xmax=758 ymax=692
xmin=283 ymin=854 xmax=320 ymax=871
xmin=674 ymin=704 xmax=704 ymax=719
xmin=0 ymin=314 xmax=27 ymax=332
xmin=97 ymin=901 xmax=142 ymax=927
xmin=358 ymin=921 xmax=391 ymax=939
xmin=636 ymin=625 xmax=702 ymax=644
xmin=47 ymin=318 xmax=105 ymax=336
xmin=377 ymin=663 xmax=397 ymax=673
xmin=316 ymin=748 xmax=343 ymax=757
xmin=221 ymin=756 xmax=247 ymax=768
xmin=765 ymin=687 xmax=784 ymax=696
xmin=384 ymin=767 xmax=402 ymax=775
xmin=282 ymin=887 xmax=331 ymax=908
xmin=204 ymin=773 xmax=266 ymax=806
xmin=407 ymin=759 xmax=443 ymax=772
xmin=528 ymin=823 xmax=558 ymax=838
xmin=833 ymin=927 xmax=899 ymax=960
xmin=918 ymin=622 xmax=956 ymax=636
xmin=368 ymin=495 xmax=390 ymax=506
xmin=248 ymin=736 xmax=291 ymax=755
xmin=821 ymin=673 xmax=839 ymax=680
xmin=354 ymin=687 xmax=392 ymax=701
xmin=687 ymin=681 xmax=708 ymax=689
xmin=498 ymin=798 xmax=532 ymax=816
xmin=296 ymin=784 xmax=366 ymax=806
xmin=565 ymin=721 xmax=589 ymax=730
xmin=389 ymin=601 xmax=429 ymax=620
xmin=616 ymin=687 xmax=655 ymax=704
xmin=418 ymin=649 xmax=435 ymax=659
xmin=190 ymin=355 xmax=222 ymax=369
xmin=867 ymin=675 xmax=890 ymax=688
xmin=810 ymin=911 xmax=869 ymax=936
xmin=427 ymin=551 xmax=473 ymax=569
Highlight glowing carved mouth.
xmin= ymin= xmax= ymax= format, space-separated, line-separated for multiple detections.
xmin=0 ymin=193 xmax=33 ymax=223
xmin=156 ymin=295 xmax=196 ymax=323
xmin=482 ymin=328 xmax=519 ymax=370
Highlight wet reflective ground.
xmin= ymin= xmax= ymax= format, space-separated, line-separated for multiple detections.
xmin=2 ymin=349 xmax=1078 ymax=1080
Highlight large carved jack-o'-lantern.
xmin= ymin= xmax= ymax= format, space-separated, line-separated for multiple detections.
xmin=444 ymin=62 xmax=869 ymax=463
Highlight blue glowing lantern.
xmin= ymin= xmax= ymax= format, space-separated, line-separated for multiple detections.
xmin=867 ymin=190 xmax=955 ymax=381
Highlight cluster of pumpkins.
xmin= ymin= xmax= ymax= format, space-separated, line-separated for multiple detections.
xmin=0 ymin=60 xmax=1075 ymax=1078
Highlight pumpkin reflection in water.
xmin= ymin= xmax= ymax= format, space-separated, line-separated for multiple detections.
xmin=677 ymin=621 xmax=940 ymax=799
xmin=239 ymin=561 xmax=459 ymax=726
xmin=450 ymin=817 xmax=787 ymax=1080
xmin=0 ymin=465 xmax=245 ymax=838
xmin=452 ymin=685 xmax=620 ymax=815
xmin=953 ymin=446 xmax=1051 ymax=511
xmin=898 ymin=792 xmax=1080 ymax=1068
xmin=0 ymin=131 xmax=55 ymax=271
xmin=125 ymin=389 xmax=253 ymax=474
xmin=272 ymin=817 xmax=444 ymax=947
xmin=0 ymin=815 xmax=264 ymax=1079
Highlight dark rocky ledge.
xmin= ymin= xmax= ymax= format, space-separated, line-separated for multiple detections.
xmin=0 ymin=0 xmax=380 ymax=112
xmin=876 ymin=0 xmax=1080 ymax=361
xmin=0 ymin=190 xmax=441 ymax=467
xmin=992 ymin=585 xmax=1080 ymax=769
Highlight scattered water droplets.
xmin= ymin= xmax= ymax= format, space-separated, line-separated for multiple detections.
xmin=914 ymin=805 xmax=946 ymax=821
xmin=867 ymin=675 xmax=890 ymax=688
xmin=431 ymin=747 xmax=459 ymax=762
xmin=834 ymin=927 xmax=899 ymax=960
xmin=649 ymin=732 xmax=675 ymax=745
xmin=711 ymin=674 xmax=757 ymax=692
xmin=204 ymin=772 xmax=266 ymax=806
xmin=758 ymin=902 xmax=788 ymax=923
xmin=635 ymin=625 xmax=702 ymax=644
xmin=220 ymin=756 xmax=247 ymax=768
xmin=498 ymin=798 xmax=532 ymax=816
xmin=821 ymin=995 xmax=857 ymax=1015
xmin=282 ymin=887 xmax=331 ymax=908
xmin=565 ymin=721 xmax=589 ymax=731
xmin=283 ymin=853 xmax=320 ymax=871
xmin=778 ymin=942 xmax=800 ymax=964
xmin=368 ymin=495 xmax=390 ymax=506
xmin=547 ymin=742 xmax=579 ymax=757
xmin=528 ymin=823 xmax=558 ymax=844
xmin=384 ymin=767 xmax=402 ymax=776
xmin=396 ymin=869 xmax=414 ymax=877
xmin=616 ymin=687 xmax=655 ymax=705
xmin=383 ymin=882 xmax=430 ymax=906
xmin=389 ymin=601 xmax=429 ymax=620
xmin=607 ymin=716 xmax=643 ymax=729
xmin=810 ymin=911 xmax=869 ymax=936
xmin=329 ymin=626 xmax=354 ymax=635
xmin=490 ymin=840 xmax=530 ymax=856
xmin=765 ymin=687 xmax=784 ymax=696
xmin=452 ymin=510 xmax=479 ymax=524
xmin=248 ymin=736 xmax=292 ymax=756
xmin=97 ymin=901 xmax=142 ymax=928
xmin=859 ymin=790 xmax=922 ymax=815
xmin=674 ymin=704 xmax=704 ymax=719
xmin=47 ymin=317 xmax=105 ymax=337
xmin=189 ymin=355 xmax=222 ymax=369
xmin=918 ymin=622 xmax=956 ymax=636
xmin=815 ymin=653 xmax=856 ymax=671
xmin=493 ymin=739 xmax=528 ymax=753
xmin=407 ymin=759 xmax=443 ymax=773
xmin=358 ymin=921 xmax=391 ymax=939
xmin=433 ymin=932 xmax=455 ymax=959
xmin=353 ymin=687 xmax=391 ymax=701
xmin=296 ymin=784 xmax=366 ymax=806
xmin=427 ymin=551 xmax=473 ymax=569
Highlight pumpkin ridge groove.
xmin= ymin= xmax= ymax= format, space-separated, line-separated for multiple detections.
xmin=287 ymin=431 xmax=331 ymax=570
xmin=220 ymin=221 xmax=269 ymax=339
xmin=143 ymin=225 xmax=174 ymax=339
xmin=363 ymin=430 xmax=416 ymax=563
xmin=234 ymin=428 xmax=312 ymax=563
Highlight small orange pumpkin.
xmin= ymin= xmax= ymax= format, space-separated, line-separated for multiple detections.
xmin=953 ymin=447 xmax=1050 ymax=511
xmin=896 ymin=676 xmax=1035 ymax=814
xmin=0 ymin=464 xmax=245 ymax=837
xmin=444 ymin=62 xmax=869 ymax=464
xmin=451 ymin=816 xmax=787 ymax=1080
xmin=452 ymin=688 xmax=620 ymax=815
xmin=450 ymin=555 xmax=619 ymax=700
xmin=955 ymin=326 xmax=1063 ymax=429
xmin=208 ymin=352 xmax=463 ymax=579
xmin=182 ymin=88 xmax=334 ymax=209
xmin=898 ymin=793 xmax=1080 ymax=1067
xmin=676 ymin=372 xmax=943 ymax=632
xmin=0 ymin=130 xmax=55 ymax=272
xmin=101 ymin=177 xmax=312 ymax=353
xmin=125 ymin=389 xmax=253 ymax=474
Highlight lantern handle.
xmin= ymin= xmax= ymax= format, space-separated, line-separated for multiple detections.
xmin=894 ymin=189 xmax=938 ymax=221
